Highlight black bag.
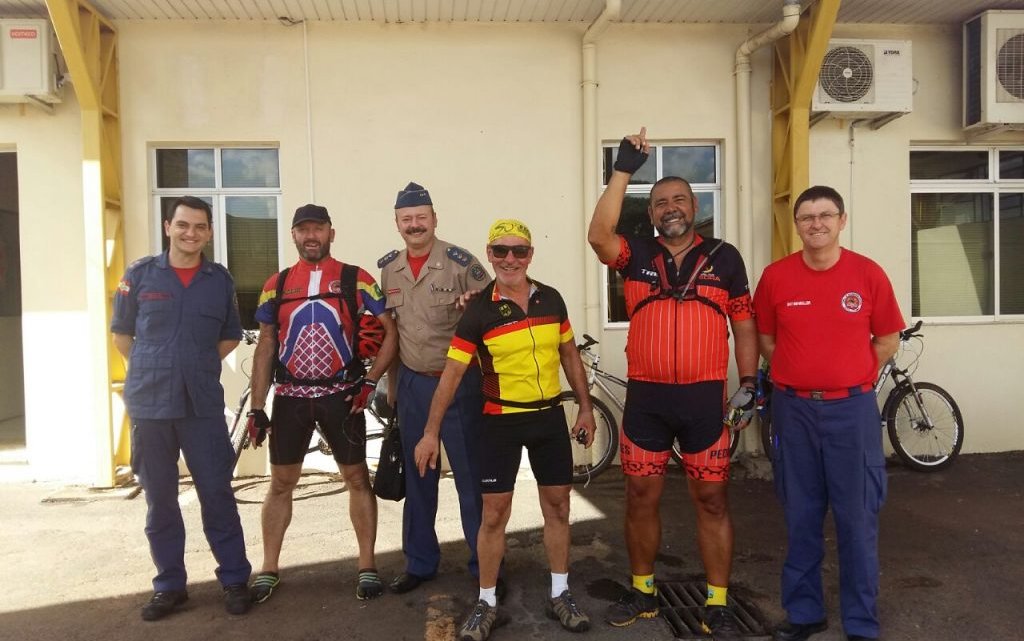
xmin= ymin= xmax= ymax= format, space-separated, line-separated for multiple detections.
xmin=373 ymin=416 xmax=405 ymax=501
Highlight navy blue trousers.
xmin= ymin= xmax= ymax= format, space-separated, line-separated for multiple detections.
xmin=397 ymin=365 xmax=484 ymax=578
xmin=771 ymin=391 xmax=887 ymax=639
xmin=131 ymin=416 xmax=251 ymax=592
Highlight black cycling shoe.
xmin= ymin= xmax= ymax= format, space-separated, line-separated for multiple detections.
xmin=773 ymin=619 xmax=828 ymax=641
xmin=703 ymin=605 xmax=742 ymax=641
xmin=390 ymin=572 xmax=435 ymax=594
xmin=141 ymin=590 xmax=188 ymax=621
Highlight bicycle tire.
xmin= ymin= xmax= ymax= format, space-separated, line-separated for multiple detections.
xmin=228 ymin=390 xmax=252 ymax=466
xmin=559 ymin=391 xmax=618 ymax=483
xmin=886 ymin=381 xmax=964 ymax=472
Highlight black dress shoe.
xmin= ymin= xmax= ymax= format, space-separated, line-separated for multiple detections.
xmin=389 ymin=572 xmax=434 ymax=594
xmin=141 ymin=590 xmax=188 ymax=621
xmin=847 ymin=636 xmax=878 ymax=641
xmin=773 ymin=619 xmax=828 ymax=641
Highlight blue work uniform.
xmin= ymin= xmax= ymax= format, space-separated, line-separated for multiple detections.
xmin=112 ymin=252 xmax=251 ymax=593
xmin=379 ymin=240 xmax=490 ymax=579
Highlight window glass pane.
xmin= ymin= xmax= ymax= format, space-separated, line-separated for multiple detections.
xmin=999 ymin=192 xmax=1024 ymax=314
xmin=225 ymin=196 xmax=278 ymax=329
xmin=222 ymin=149 xmax=280 ymax=188
xmin=999 ymin=150 xmax=1024 ymax=180
xmin=156 ymin=149 xmax=214 ymax=188
xmin=603 ymin=146 xmax=657 ymax=185
xmin=911 ymin=193 xmax=993 ymax=316
xmin=663 ymin=146 xmax=716 ymax=184
xmin=693 ymin=190 xmax=715 ymax=237
xmin=909 ymin=151 xmax=988 ymax=180
xmin=159 ymin=196 xmax=214 ymax=262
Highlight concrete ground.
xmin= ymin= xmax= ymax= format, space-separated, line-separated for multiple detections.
xmin=2 ymin=451 xmax=1022 ymax=641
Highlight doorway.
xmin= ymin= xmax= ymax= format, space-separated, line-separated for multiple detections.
xmin=0 ymin=151 xmax=25 ymax=461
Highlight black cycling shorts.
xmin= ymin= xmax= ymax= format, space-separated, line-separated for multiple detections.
xmin=480 ymin=406 xmax=572 ymax=493
xmin=269 ymin=392 xmax=366 ymax=466
xmin=622 ymin=379 xmax=725 ymax=455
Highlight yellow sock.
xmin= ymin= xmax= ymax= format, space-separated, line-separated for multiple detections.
xmin=632 ymin=574 xmax=656 ymax=595
xmin=706 ymin=583 xmax=728 ymax=606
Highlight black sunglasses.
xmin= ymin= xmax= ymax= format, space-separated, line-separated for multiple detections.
xmin=489 ymin=244 xmax=532 ymax=259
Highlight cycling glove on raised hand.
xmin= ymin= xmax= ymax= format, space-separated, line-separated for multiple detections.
xmin=246 ymin=409 xmax=271 ymax=447
xmin=613 ymin=136 xmax=649 ymax=174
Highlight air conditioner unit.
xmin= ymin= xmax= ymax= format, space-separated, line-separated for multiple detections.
xmin=0 ymin=19 xmax=63 ymax=105
xmin=812 ymin=39 xmax=913 ymax=120
xmin=963 ymin=10 xmax=1024 ymax=130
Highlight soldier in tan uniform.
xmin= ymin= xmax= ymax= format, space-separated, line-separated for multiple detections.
xmin=379 ymin=182 xmax=493 ymax=595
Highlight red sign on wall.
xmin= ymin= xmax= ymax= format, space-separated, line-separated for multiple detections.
xmin=9 ymin=28 xmax=39 ymax=39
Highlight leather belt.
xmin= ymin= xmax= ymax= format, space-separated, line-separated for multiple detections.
xmin=411 ymin=369 xmax=444 ymax=378
xmin=774 ymin=382 xmax=873 ymax=400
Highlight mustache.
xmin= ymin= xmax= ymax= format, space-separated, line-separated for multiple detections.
xmin=404 ymin=227 xmax=428 ymax=234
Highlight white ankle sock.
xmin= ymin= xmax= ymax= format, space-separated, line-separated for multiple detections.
xmin=550 ymin=572 xmax=569 ymax=598
xmin=479 ymin=586 xmax=497 ymax=607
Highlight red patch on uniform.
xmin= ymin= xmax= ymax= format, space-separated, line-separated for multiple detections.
xmin=841 ymin=291 xmax=863 ymax=312
xmin=387 ymin=288 xmax=401 ymax=295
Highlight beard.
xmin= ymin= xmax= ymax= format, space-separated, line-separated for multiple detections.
xmin=296 ymin=241 xmax=330 ymax=262
xmin=656 ymin=212 xmax=692 ymax=239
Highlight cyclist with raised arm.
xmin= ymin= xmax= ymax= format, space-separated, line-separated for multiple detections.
xmin=245 ymin=204 xmax=397 ymax=604
xmin=753 ymin=186 xmax=904 ymax=641
xmin=588 ymin=128 xmax=758 ymax=640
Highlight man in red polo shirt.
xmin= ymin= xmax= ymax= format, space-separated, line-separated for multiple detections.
xmin=754 ymin=185 xmax=904 ymax=641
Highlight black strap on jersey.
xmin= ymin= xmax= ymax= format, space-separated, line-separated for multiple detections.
xmin=629 ymin=239 xmax=727 ymax=320
xmin=271 ymin=264 xmax=366 ymax=386
xmin=483 ymin=395 xmax=562 ymax=410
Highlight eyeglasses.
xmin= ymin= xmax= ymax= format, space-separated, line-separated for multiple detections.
xmin=489 ymin=244 xmax=532 ymax=259
xmin=795 ymin=211 xmax=842 ymax=226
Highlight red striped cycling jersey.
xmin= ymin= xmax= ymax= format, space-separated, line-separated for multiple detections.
xmin=605 ymin=234 xmax=753 ymax=384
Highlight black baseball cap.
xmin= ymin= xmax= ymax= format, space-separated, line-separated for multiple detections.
xmin=291 ymin=204 xmax=331 ymax=227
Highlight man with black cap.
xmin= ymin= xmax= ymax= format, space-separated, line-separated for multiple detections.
xmin=378 ymin=182 xmax=492 ymax=595
xmin=245 ymin=203 xmax=397 ymax=603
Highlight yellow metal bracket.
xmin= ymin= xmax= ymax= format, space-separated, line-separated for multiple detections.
xmin=770 ymin=0 xmax=841 ymax=259
xmin=46 ymin=0 xmax=127 ymax=486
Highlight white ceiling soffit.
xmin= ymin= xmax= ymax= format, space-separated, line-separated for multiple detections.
xmin=2 ymin=0 xmax=1024 ymax=24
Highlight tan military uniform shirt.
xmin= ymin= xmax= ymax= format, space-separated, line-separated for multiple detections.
xmin=379 ymin=238 xmax=490 ymax=373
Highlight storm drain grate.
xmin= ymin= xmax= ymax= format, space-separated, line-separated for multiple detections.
xmin=656 ymin=580 xmax=769 ymax=639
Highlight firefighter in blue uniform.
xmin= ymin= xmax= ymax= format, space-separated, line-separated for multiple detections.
xmin=379 ymin=182 xmax=493 ymax=594
xmin=112 ymin=196 xmax=251 ymax=621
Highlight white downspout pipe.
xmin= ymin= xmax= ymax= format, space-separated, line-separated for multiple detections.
xmin=582 ymin=0 xmax=621 ymax=338
xmin=735 ymin=0 xmax=801 ymax=281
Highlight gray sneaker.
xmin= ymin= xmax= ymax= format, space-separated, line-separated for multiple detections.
xmin=546 ymin=589 xmax=591 ymax=632
xmin=458 ymin=600 xmax=509 ymax=641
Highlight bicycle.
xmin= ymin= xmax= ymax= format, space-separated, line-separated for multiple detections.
xmin=758 ymin=320 xmax=965 ymax=472
xmin=562 ymin=334 xmax=742 ymax=484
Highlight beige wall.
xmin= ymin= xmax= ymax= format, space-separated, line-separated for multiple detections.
xmin=0 ymin=97 xmax=103 ymax=481
xmin=3 ymin=17 xmax=1022 ymax=482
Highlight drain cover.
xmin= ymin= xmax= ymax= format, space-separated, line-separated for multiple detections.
xmin=656 ymin=580 xmax=769 ymax=639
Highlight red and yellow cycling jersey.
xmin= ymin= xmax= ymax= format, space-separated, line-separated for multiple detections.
xmin=447 ymin=279 xmax=573 ymax=414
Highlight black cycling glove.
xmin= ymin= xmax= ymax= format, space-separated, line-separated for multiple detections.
xmin=613 ymin=136 xmax=649 ymax=174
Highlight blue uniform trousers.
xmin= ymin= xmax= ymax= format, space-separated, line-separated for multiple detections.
xmin=131 ymin=416 xmax=251 ymax=592
xmin=397 ymin=364 xmax=484 ymax=578
xmin=771 ymin=390 xmax=887 ymax=639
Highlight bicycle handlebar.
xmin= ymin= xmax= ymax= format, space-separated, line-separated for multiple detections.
xmin=900 ymin=320 xmax=924 ymax=341
xmin=577 ymin=334 xmax=599 ymax=351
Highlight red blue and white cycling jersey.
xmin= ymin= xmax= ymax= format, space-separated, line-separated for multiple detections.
xmin=255 ymin=257 xmax=386 ymax=398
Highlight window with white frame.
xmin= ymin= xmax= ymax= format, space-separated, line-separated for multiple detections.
xmin=909 ymin=148 xmax=1024 ymax=318
xmin=153 ymin=146 xmax=281 ymax=329
xmin=601 ymin=141 xmax=722 ymax=324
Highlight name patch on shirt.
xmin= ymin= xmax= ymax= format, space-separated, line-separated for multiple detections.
xmin=139 ymin=292 xmax=172 ymax=301
xmin=785 ymin=300 xmax=811 ymax=307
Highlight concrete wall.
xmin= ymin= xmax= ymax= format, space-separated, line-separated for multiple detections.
xmin=2 ymin=17 xmax=1022 ymax=482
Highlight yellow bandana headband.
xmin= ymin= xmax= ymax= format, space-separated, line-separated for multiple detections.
xmin=487 ymin=219 xmax=532 ymax=244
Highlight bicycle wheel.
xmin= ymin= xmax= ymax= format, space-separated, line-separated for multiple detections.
xmin=228 ymin=390 xmax=251 ymax=466
xmin=886 ymin=382 xmax=964 ymax=472
xmin=559 ymin=391 xmax=618 ymax=483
